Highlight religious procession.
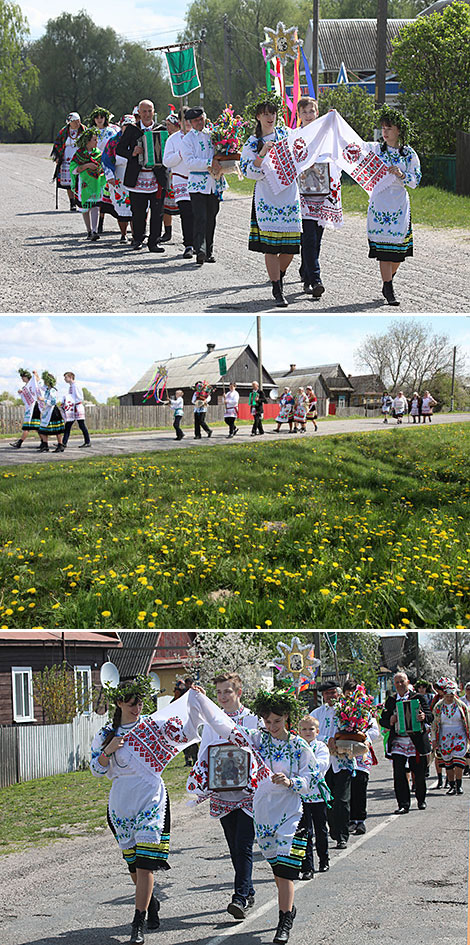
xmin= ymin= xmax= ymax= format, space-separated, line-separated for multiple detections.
xmin=50 ymin=23 xmax=421 ymax=310
xmin=89 ymin=638 xmax=470 ymax=945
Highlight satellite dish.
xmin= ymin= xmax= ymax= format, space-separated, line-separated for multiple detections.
xmin=269 ymin=387 xmax=279 ymax=401
xmin=149 ymin=672 xmax=161 ymax=692
xmin=100 ymin=662 xmax=120 ymax=687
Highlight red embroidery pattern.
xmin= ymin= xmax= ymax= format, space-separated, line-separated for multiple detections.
xmin=347 ymin=151 xmax=389 ymax=194
xmin=271 ymin=139 xmax=297 ymax=187
xmin=342 ymin=143 xmax=362 ymax=164
xmin=293 ymin=137 xmax=308 ymax=164
xmin=125 ymin=717 xmax=187 ymax=774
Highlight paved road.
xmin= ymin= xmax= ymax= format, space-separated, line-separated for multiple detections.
xmin=1 ymin=412 xmax=468 ymax=466
xmin=0 ymin=755 xmax=467 ymax=945
xmin=1 ymin=144 xmax=469 ymax=313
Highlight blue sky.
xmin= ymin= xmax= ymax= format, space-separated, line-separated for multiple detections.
xmin=1 ymin=315 xmax=468 ymax=402
xmin=24 ymin=0 xmax=189 ymax=44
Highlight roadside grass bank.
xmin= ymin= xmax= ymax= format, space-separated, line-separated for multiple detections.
xmin=0 ymin=424 xmax=469 ymax=630
xmin=0 ymin=754 xmax=189 ymax=857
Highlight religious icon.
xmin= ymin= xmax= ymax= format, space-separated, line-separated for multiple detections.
xmin=207 ymin=744 xmax=251 ymax=791
xmin=299 ymin=163 xmax=331 ymax=197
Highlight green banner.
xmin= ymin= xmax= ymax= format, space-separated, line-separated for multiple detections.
xmin=324 ymin=632 xmax=338 ymax=652
xmin=165 ymin=47 xmax=201 ymax=97
xmin=218 ymin=356 xmax=227 ymax=375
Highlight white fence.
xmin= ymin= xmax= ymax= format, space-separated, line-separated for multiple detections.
xmin=0 ymin=713 xmax=104 ymax=786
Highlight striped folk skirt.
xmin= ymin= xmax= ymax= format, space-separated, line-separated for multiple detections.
xmin=22 ymin=403 xmax=41 ymax=431
xmin=368 ymin=219 xmax=413 ymax=262
xmin=38 ymin=406 xmax=65 ymax=436
xmin=249 ymin=197 xmax=300 ymax=256
xmin=266 ymin=824 xmax=308 ymax=879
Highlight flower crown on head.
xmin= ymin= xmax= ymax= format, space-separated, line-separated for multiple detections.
xmin=376 ymin=105 xmax=412 ymax=146
xmin=250 ymin=683 xmax=303 ymax=725
xmin=244 ymin=88 xmax=284 ymax=125
xmin=103 ymin=674 xmax=159 ymax=710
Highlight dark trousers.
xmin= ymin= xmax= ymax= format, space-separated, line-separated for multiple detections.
xmin=325 ymin=767 xmax=352 ymax=843
xmin=392 ymin=752 xmax=427 ymax=808
xmin=300 ymin=219 xmax=324 ymax=286
xmin=350 ymin=769 xmax=369 ymax=823
xmin=178 ymin=199 xmax=194 ymax=248
xmin=190 ymin=192 xmax=220 ymax=257
xmin=63 ymin=419 xmax=90 ymax=446
xmin=220 ymin=808 xmax=255 ymax=905
xmin=130 ymin=190 xmax=164 ymax=248
xmin=299 ymin=801 xmax=329 ymax=871
xmin=225 ymin=417 xmax=236 ymax=435
xmin=173 ymin=415 xmax=184 ymax=439
xmin=251 ymin=414 xmax=264 ymax=434
xmin=194 ymin=411 xmax=211 ymax=437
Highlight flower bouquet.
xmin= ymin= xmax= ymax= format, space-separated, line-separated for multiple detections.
xmin=210 ymin=106 xmax=248 ymax=176
xmin=333 ymin=684 xmax=374 ymax=758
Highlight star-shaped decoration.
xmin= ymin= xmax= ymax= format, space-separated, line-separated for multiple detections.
xmin=273 ymin=636 xmax=320 ymax=685
xmin=261 ymin=22 xmax=302 ymax=66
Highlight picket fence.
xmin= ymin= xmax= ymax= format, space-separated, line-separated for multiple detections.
xmin=0 ymin=713 xmax=104 ymax=787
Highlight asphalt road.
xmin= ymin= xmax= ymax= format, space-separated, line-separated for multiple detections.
xmin=0 ymin=755 xmax=467 ymax=945
xmin=1 ymin=144 xmax=470 ymax=313
xmin=1 ymin=412 xmax=468 ymax=467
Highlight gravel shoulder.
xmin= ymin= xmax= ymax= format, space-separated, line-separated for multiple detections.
xmin=1 ymin=144 xmax=469 ymax=313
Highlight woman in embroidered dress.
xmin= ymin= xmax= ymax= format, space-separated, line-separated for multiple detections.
xmin=305 ymin=386 xmax=318 ymax=432
xmin=293 ymin=388 xmax=308 ymax=434
xmin=70 ymin=129 xmax=107 ymax=241
xmin=85 ymin=106 xmax=120 ymax=235
xmin=224 ymin=382 xmax=240 ymax=438
xmin=240 ymin=96 xmax=301 ymax=308
xmin=366 ymin=106 xmax=421 ymax=306
xmin=34 ymin=370 xmax=65 ymax=454
xmin=421 ymin=390 xmax=437 ymax=423
xmin=10 ymin=369 xmax=42 ymax=449
xmin=101 ymin=115 xmax=135 ymax=243
xmin=273 ymin=388 xmax=294 ymax=433
xmin=245 ymin=688 xmax=328 ymax=944
xmin=432 ymin=678 xmax=470 ymax=797
xmin=51 ymin=112 xmax=85 ymax=210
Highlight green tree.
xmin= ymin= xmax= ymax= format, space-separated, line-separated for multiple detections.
xmin=0 ymin=390 xmax=22 ymax=405
xmin=106 ymin=395 xmax=120 ymax=406
xmin=82 ymin=387 xmax=99 ymax=405
xmin=426 ymin=371 xmax=470 ymax=412
xmin=0 ymin=0 xmax=38 ymax=134
xmin=391 ymin=2 xmax=470 ymax=153
xmin=33 ymin=662 xmax=83 ymax=723
xmin=318 ymin=85 xmax=376 ymax=140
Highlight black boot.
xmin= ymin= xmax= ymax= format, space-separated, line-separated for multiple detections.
xmin=456 ymin=782 xmax=463 ymax=795
xmin=273 ymin=906 xmax=296 ymax=944
xmin=159 ymin=226 xmax=172 ymax=243
xmin=38 ymin=442 xmax=49 ymax=452
xmin=272 ymin=280 xmax=288 ymax=308
xmin=279 ymin=268 xmax=286 ymax=289
xmin=130 ymin=909 xmax=146 ymax=944
xmin=10 ymin=439 xmax=23 ymax=449
xmin=98 ymin=215 xmax=104 ymax=235
xmin=382 ymin=280 xmax=400 ymax=306
xmin=446 ymin=781 xmax=456 ymax=795
xmin=147 ymin=894 xmax=160 ymax=930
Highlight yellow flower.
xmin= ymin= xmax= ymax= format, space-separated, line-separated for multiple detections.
xmin=399 ymin=607 xmax=408 ymax=613
xmin=319 ymin=588 xmax=330 ymax=596
xmin=27 ymin=588 xmax=37 ymax=594
xmin=101 ymin=611 xmax=111 ymax=617
xmin=219 ymin=607 xmax=226 ymax=614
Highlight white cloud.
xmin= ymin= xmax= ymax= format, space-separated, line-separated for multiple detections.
xmin=24 ymin=0 xmax=187 ymax=43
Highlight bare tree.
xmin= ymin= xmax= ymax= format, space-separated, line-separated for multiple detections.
xmin=354 ymin=319 xmax=463 ymax=394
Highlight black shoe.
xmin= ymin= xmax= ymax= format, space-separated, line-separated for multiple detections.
xmin=300 ymin=871 xmax=314 ymax=880
xmin=158 ymin=229 xmax=172 ymax=243
xmin=418 ymin=802 xmax=427 ymax=810
xmin=311 ymin=281 xmax=325 ymax=298
xmin=319 ymin=861 xmax=329 ymax=872
xmin=86 ymin=231 xmax=92 ymax=239
xmin=69 ymin=202 xmax=77 ymax=212
xmin=183 ymin=246 xmax=194 ymax=259
xmin=131 ymin=240 xmax=144 ymax=250
xmin=271 ymin=280 xmax=288 ymax=307
xmin=10 ymin=439 xmax=23 ymax=449
xmin=394 ymin=807 xmax=410 ymax=814
xmin=53 ymin=444 xmax=65 ymax=452
xmin=90 ymin=232 xmax=100 ymax=241
xmin=207 ymin=430 xmax=212 ymax=438
xmin=148 ymin=244 xmax=165 ymax=253
xmin=147 ymin=895 xmax=160 ymax=930
xmin=273 ymin=906 xmax=296 ymax=944
xmin=446 ymin=783 xmax=457 ymax=795
xmin=336 ymin=841 xmax=348 ymax=849
xmin=456 ymin=784 xmax=464 ymax=795
xmin=130 ymin=909 xmax=146 ymax=944
xmin=303 ymin=282 xmax=313 ymax=293
xmin=78 ymin=442 xmax=92 ymax=448
xmin=196 ymin=252 xmax=205 ymax=265
xmin=206 ymin=255 xmax=216 ymax=262
xmin=246 ymin=896 xmax=255 ymax=909
xmin=355 ymin=822 xmax=366 ymax=834
xmin=120 ymin=234 xmax=128 ymax=243
xmin=38 ymin=443 xmax=49 ymax=452
xmin=232 ymin=427 xmax=239 ymax=436
xmin=382 ymin=280 xmax=400 ymax=306
xmin=227 ymin=901 xmax=246 ymax=920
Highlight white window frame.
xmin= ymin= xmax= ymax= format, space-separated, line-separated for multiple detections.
xmin=11 ymin=667 xmax=35 ymax=722
xmin=74 ymin=665 xmax=92 ymax=715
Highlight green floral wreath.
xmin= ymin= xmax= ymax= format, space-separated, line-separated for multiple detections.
xmin=103 ymin=674 xmax=159 ymax=712
xmin=18 ymin=368 xmax=31 ymax=380
xmin=244 ymin=88 xmax=285 ymax=127
xmin=42 ymin=370 xmax=56 ymax=389
xmin=250 ymin=684 xmax=303 ymax=725
xmin=85 ymin=105 xmax=114 ymax=126
xmin=76 ymin=127 xmax=100 ymax=150
xmin=376 ymin=105 xmax=412 ymax=147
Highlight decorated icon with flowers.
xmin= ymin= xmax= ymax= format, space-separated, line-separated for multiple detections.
xmin=272 ymin=636 xmax=320 ymax=693
xmin=261 ymin=22 xmax=302 ymax=66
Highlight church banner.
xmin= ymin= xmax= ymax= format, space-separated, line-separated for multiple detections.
xmin=165 ymin=47 xmax=201 ymax=98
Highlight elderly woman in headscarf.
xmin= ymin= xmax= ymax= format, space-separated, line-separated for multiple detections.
xmin=432 ymin=678 xmax=470 ymax=796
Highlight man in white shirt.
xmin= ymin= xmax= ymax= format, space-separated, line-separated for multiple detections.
xmin=116 ymin=99 xmax=167 ymax=252
xmin=180 ymin=107 xmax=225 ymax=265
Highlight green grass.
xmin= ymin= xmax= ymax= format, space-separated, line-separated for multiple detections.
xmin=0 ymin=753 xmax=189 ymax=856
xmin=228 ymin=176 xmax=470 ymax=229
xmin=0 ymin=424 xmax=469 ymax=630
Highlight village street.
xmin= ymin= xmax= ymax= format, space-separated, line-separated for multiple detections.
xmin=1 ymin=145 xmax=469 ymax=314
xmin=0 ymin=754 xmax=467 ymax=945
xmin=0 ymin=412 xmax=468 ymax=466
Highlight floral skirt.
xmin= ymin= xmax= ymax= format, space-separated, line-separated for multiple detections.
xmin=368 ymin=220 xmax=413 ymax=262
xmin=39 ymin=405 xmax=65 ymax=436
xmin=249 ymin=197 xmax=300 ymax=255
xmin=108 ymin=792 xmax=171 ymax=873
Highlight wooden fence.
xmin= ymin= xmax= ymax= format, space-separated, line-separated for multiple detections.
xmin=0 ymin=713 xmax=104 ymax=787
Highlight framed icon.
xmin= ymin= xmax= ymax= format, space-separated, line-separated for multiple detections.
xmin=207 ymin=743 xmax=251 ymax=791
xmin=299 ymin=162 xmax=331 ymax=197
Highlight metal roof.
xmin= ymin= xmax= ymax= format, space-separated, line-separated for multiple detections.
xmin=273 ymin=372 xmax=330 ymax=393
xmin=304 ymin=19 xmax=413 ymax=73
xmin=107 ymin=632 xmax=160 ymax=679
xmin=126 ymin=345 xmax=273 ymax=395
xmin=380 ymin=635 xmax=407 ymax=672
xmin=0 ymin=631 xmax=121 ymax=646
xmin=348 ymin=374 xmax=385 ymax=395
xmin=273 ymin=364 xmax=354 ymax=392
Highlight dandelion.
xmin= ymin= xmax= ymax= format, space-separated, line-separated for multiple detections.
xmin=101 ymin=611 xmax=111 ymax=617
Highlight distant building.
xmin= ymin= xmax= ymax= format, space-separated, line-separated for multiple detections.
xmin=272 ymin=362 xmax=353 ymax=414
xmin=119 ymin=343 xmax=277 ymax=406
xmin=303 ymin=18 xmax=413 ymax=83
xmin=347 ymin=374 xmax=386 ymax=408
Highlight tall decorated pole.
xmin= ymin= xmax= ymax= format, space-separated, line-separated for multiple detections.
xmin=260 ymin=22 xmax=304 ymax=127
xmin=272 ymin=636 xmax=321 ymax=697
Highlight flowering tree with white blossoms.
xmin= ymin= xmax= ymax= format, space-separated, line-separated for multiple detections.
xmin=184 ymin=632 xmax=273 ymax=700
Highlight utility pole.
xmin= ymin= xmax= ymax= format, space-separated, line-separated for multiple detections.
xmin=312 ymin=0 xmax=320 ymax=96
xmin=450 ymin=345 xmax=457 ymax=412
xmin=257 ymin=316 xmax=263 ymax=390
xmin=455 ymin=632 xmax=460 ymax=684
xmin=223 ymin=15 xmax=231 ymax=104
xmin=199 ymin=29 xmax=206 ymax=107
xmin=376 ymin=0 xmax=388 ymax=106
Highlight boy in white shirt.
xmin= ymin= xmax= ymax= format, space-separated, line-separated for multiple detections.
xmin=298 ymin=716 xmax=331 ymax=877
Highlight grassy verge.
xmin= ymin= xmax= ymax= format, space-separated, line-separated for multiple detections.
xmin=0 ymin=425 xmax=469 ymax=630
xmin=228 ymin=177 xmax=470 ymax=229
xmin=0 ymin=753 xmax=189 ymax=856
